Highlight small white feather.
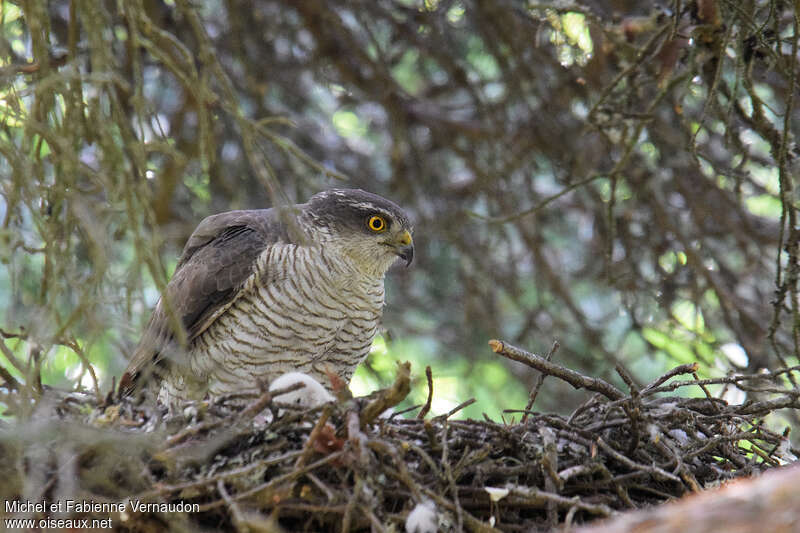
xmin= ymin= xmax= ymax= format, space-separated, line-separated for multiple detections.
xmin=668 ymin=428 xmax=689 ymax=445
xmin=269 ymin=372 xmax=334 ymax=408
xmin=647 ymin=423 xmax=661 ymax=443
xmin=405 ymin=499 xmax=438 ymax=533
xmin=485 ymin=486 xmax=510 ymax=502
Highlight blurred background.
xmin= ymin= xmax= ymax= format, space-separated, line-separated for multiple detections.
xmin=1 ymin=0 xmax=798 ymax=421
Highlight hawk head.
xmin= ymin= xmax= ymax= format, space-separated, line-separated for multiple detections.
xmin=305 ymin=189 xmax=414 ymax=277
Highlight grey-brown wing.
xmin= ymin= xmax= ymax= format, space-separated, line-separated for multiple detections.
xmin=119 ymin=209 xmax=289 ymax=395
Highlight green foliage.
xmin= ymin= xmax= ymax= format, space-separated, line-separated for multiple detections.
xmin=546 ymin=11 xmax=593 ymax=66
xmin=747 ymin=195 xmax=782 ymax=219
xmin=332 ymin=110 xmax=369 ymax=139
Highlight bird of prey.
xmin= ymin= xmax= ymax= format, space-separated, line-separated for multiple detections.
xmin=119 ymin=189 xmax=413 ymax=404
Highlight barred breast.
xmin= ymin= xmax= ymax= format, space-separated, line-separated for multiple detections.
xmin=159 ymin=243 xmax=385 ymax=403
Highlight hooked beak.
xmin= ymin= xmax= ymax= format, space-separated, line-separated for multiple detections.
xmin=392 ymin=229 xmax=414 ymax=266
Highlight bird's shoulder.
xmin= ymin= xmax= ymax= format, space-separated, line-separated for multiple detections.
xmin=168 ymin=208 xmax=292 ymax=331
xmin=176 ymin=207 xmax=297 ymax=266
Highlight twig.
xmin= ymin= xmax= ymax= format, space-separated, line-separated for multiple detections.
xmin=62 ymin=338 xmax=102 ymax=403
xmin=359 ymin=361 xmax=411 ymax=427
xmin=441 ymin=421 xmax=464 ymax=532
xmin=0 ymin=364 xmax=21 ymax=391
xmin=489 ymin=340 xmax=624 ymax=400
xmin=595 ymin=437 xmax=681 ymax=483
xmin=692 ymin=371 xmax=721 ymax=413
xmin=388 ymin=403 xmax=423 ymax=420
xmin=341 ymin=474 xmax=363 ymax=532
xmin=0 ymin=333 xmax=30 ymax=377
xmin=433 ymin=398 xmax=476 ymax=421
xmin=217 ymin=480 xmax=248 ymax=533
xmin=295 ymin=405 xmax=333 ymax=469
xmin=522 ymin=340 xmax=559 ymax=423
xmin=469 ymin=174 xmax=603 ymax=224
xmin=421 ymin=487 xmax=501 ymax=533
xmin=506 ymin=485 xmax=613 ymax=517
xmin=418 ymin=365 xmax=434 ymax=419
xmin=641 ymin=363 xmax=699 ymax=393
xmin=540 ymin=426 xmax=560 ymax=528
xmin=614 ymin=363 xmax=640 ymax=394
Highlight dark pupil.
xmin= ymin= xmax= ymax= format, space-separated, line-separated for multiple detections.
xmin=372 ymin=218 xmax=382 ymax=229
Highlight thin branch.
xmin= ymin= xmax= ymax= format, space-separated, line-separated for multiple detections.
xmin=490 ymin=340 xmax=625 ymax=400
xmin=418 ymin=365 xmax=434 ymax=419
xmin=522 ymin=340 xmax=560 ymax=423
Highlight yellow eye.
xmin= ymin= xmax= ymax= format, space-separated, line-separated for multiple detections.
xmin=367 ymin=215 xmax=386 ymax=232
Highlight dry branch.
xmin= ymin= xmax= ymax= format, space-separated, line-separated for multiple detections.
xmin=489 ymin=339 xmax=625 ymax=400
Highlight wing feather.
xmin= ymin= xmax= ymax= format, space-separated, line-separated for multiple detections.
xmin=119 ymin=208 xmax=290 ymax=395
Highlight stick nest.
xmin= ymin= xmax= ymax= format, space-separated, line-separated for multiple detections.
xmin=1 ymin=340 xmax=798 ymax=532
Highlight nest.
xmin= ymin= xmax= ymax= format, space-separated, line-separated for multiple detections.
xmin=1 ymin=340 xmax=798 ymax=532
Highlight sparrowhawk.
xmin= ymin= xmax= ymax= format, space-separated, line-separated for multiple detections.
xmin=119 ymin=189 xmax=413 ymax=404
